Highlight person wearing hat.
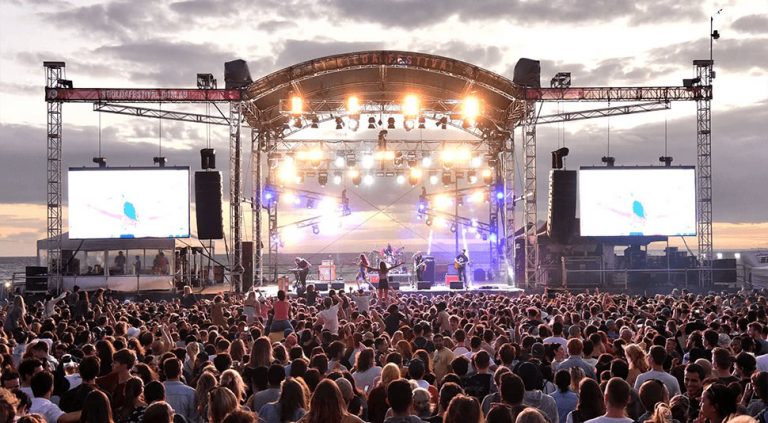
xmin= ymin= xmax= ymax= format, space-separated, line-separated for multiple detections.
xmin=518 ymin=362 xmax=559 ymax=423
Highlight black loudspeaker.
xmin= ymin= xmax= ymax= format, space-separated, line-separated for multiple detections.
xmin=417 ymin=281 xmax=432 ymax=290
xmin=242 ymin=241 xmax=253 ymax=292
xmin=473 ymin=268 xmax=486 ymax=282
xmin=314 ymin=282 xmax=328 ymax=291
xmin=547 ymin=170 xmax=577 ymax=244
xmin=200 ymin=148 xmax=216 ymax=170
xmin=713 ymin=259 xmax=737 ymax=283
xmin=25 ymin=266 xmax=48 ymax=291
xmin=450 ymin=281 xmax=464 ymax=290
xmin=195 ymin=171 xmax=224 ymax=240
xmin=423 ymin=256 xmax=436 ymax=283
xmin=224 ymin=59 xmax=252 ymax=89
xmin=513 ymin=58 xmax=541 ymax=88
xmin=331 ymin=281 xmax=345 ymax=290
xmin=390 ymin=282 xmax=400 ymax=290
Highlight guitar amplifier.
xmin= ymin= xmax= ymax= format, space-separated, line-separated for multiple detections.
xmin=450 ymin=281 xmax=464 ymax=289
xmin=313 ymin=282 xmax=328 ymax=291
xmin=417 ymin=281 xmax=432 ymax=290
xmin=445 ymin=274 xmax=459 ymax=286
xmin=369 ymin=275 xmax=379 ymax=283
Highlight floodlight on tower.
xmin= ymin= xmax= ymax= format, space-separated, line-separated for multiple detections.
xmin=462 ymin=95 xmax=480 ymax=126
xmin=403 ymin=94 xmax=420 ymax=117
xmin=290 ymin=96 xmax=303 ymax=115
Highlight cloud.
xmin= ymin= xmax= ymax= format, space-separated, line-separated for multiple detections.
xmin=648 ymin=37 xmax=768 ymax=73
xmin=417 ymin=41 xmax=504 ymax=69
xmin=731 ymin=14 xmax=768 ymax=35
xmin=274 ymin=39 xmax=385 ymax=69
xmin=0 ymin=82 xmax=40 ymax=96
xmin=256 ymin=20 xmax=298 ymax=32
xmin=324 ymin=0 xmax=704 ymax=28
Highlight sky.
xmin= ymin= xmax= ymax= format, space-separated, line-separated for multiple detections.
xmin=0 ymin=0 xmax=767 ymax=258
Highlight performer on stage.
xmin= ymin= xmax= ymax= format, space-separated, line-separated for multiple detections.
xmin=454 ymin=249 xmax=470 ymax=288
xmin=365 ymin=261 xmax=405 ymax=304
xmin=293 ymin=257 xmax=311 ymax=291
xmin=356 ymin=253 xmax=371 ymax=288
xmin=413 ymin=251 xmax=426 ymax=285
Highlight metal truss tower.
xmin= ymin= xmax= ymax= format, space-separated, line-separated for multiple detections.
xmin=252 ymin=128 xmax=263 ymax=287
xmin=695 ymin=59 xmax=714 ymax=285
xmin=502 ymin=134 xmax=516 ymax=286
xmin=522 ymin=102 xmax=539 ymax=288
xmin=44 ymin=62 xmax=65 ymax=291
xmin=229 ymin=101 xmax=243 ymax=292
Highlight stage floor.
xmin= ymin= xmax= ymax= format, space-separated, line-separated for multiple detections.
xmin=199 ymin=280 xmax=524 ymax=297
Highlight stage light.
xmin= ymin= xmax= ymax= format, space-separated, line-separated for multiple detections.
xmin=441 ymin=149 xmax=456 ymax=164
xmin=278 ymin=160 xmax=297 ymax=183
xmin=422 ymin=156 xmax=432 ymax=167
xmin=348 ymin=117 xmax=360 ymax=131
xmin=306 ymin=198 xmax=316 ymax=209
xmin=481 ymin=232 xmax=488 ymax=241
xmin=310 ymin=115 xmax=319 ymax=128
xmin=404 ymin=119 xmax=415 ymax=131
xmin=467 ymin=170 xmax=478 ymax=184
xmin=295 ymin=173 xmax=305 ymax=184
xmin=293 ymin=117 xmax=303 ymax=129
xmin=435 ymin=194 xmax=452 ymax=210
xmin=92 ymin=157 xmax=107 ymax=168
xmin=349 ymin=169 xmax=362 ymax=186
xmin=489 ymin=233 xmax=497 ymax=243
xmin=470 ymin=155 xmax=483 ymax=168
xmin=457 ymin=147 xmax=471 ymax=162
xmin=462 ymin=95 xmax=480 ymax=122
xmin=735 ymin=253 xmax=741 ymax=260
xmin=394 ymin=151 xmax=404 ymax=167
xmin=475 ymin=232 xmax=482 ymax=240
xmin=495 ymin=188 xmax=504 ymax=200
xmin=347 ymin=96 xmax=360 ymax=115
xmin=367 ymin=116 xmax=376 ymax=129
xmin=409 ymin=168 xmax=422 ymax=186
xmin=361 ymin=154 xmax=375 ymax=169
xmin=716 ymin=252 xmax=723 ymax=259
xmin=330 ymin=172 xmax=341 ymax=185
xmin=468 ymin=190 xmax=484 ymax=203
xmin=442 ymin=170 xmax=452 ymax=186
xmin=425 ymin=217 xmax=432 ymax=226
xmin=429 ymin=172 xmax=439 ymax=185
xmin=471 ymin=218 xmax=478 ymax=227
xmin=153 ymin=156 xmax=167 ymax=167
xmin=346 ymin=152 xmax=356 ymax=167
xmin=403 ymin=94 xmax=419 ymax=117
xmin=363 ymin=174 xmax=374 ymax=186
xmin=335 ymin=155 xmax=346 ymax=168
xmin=290 ymin=96 xmax=303 ymax=115
xmin=436 ymin=116 xmax=448 ymax=129
xmin=435 ymin=216 xmax=447 ymax=227
xmin=335 ymin=117 xmax=344 ymax=130
xmin=396 ymin=174 xmax=405 ymax=185
xmin=418 ymin=116 xmax=426 ymax=129
xmin=387 ymin=117 xmax=396 ymax=129
xmin=318 ymin=172 xmax=328 ymax=187
xmin=450 ymin=223 xmax=457 ymax=233
xmin=312 ymin=224 xmax=320 ymax=235
xmin=482 ymin=168 xmax=493 ymax=184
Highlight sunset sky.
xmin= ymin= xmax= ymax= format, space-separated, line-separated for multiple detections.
xmin=1 ymin=0 xmax=766 ymax=257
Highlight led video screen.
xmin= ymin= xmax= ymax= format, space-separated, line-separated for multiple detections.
xmin=68 ymin=167 xmax=190 ymax=239
xmin=579 ymin=167 xmax=696 ymax=237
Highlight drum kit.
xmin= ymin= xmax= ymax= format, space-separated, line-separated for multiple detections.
xmin=371 ymin=246 xmax=407 ymax=273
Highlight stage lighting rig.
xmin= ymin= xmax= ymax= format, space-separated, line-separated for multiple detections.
xmin=312 ymin=224 xmax=320 ymax=235
xmin=290 ymin=95 xmax=303 ymax=115
xmin=335 ymin=117 xmax=344 ymax=130
xmin=196 ymin=73 xmax=216 ymax=89
xmin=310 ymin=115 xmax=319 ymax=128
xmin=601 ymin=156 xmax=616 ymax=167
xmin=153 ymin=156 xmax=167 ymax=167
xmin=436 ymin=116 xmax=448 ymax=129
xmin=367 ymin=116 xmax=376 ymax=129
xmin=550 ymin=72 xmax=572 ymax=88
xmin=442 ymin=171 xmax=452 ymax=186
xmin=467 ymin=170 xmax=478 ymax=184
xmin=418 ymin=116 xmax=426 ymax=129
xmin=393 ymin=151 xmax=404 ymax=167
xmin=92 ymin=157 xmax=107 ymax=168
xmin=318 ymin=172 xmax=328 ymax=186
xmin=332 ymin=172 xmax=342 ymax=185
xmin=387 ymin=117 xmax=396 ymax=129
xmin=659 ymin=156 xmax=674 ymax=167
xmin=425 ymin=217 xmax=433 ymax=226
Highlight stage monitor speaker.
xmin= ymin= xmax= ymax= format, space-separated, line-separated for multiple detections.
xmin=25 ymin=266 xmax=48 ymax=291
xmin=449 ymin=281 xmax=464 ymax=290
xmin=224 ymin=59 xmax=252 ymax=89
xmin=417 ymin=281 xmax=432 ymax=290
xmin=390 ymin=282 xmax=400 ymax=290
xmin=513 ymin=58 xmax=541 ymax=88
xmin=200 ymin=148 xmax=216 ymax=170
xmin=547 ymin=170 xmax=577 ymax=244
xmin=330 ymin=281 xmax=345 ymax=290
xmin=423 ymin=256 xmax=435 ymax=283
xmin=313 ymin=282 xmax=328 ymax=291
xmin=195 ymin=171 xmax=224 ymax=239
xmin=242 ymin=241 xmax=254 ymax=292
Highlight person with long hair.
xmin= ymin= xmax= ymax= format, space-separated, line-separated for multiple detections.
xmin=356 ymin=254 xmax=371 ymax=289
xmin=194 ymin=371 xmax=217 ymax=423
xmin=258 ymin=378 xmax=307 ymax=423
xmin=116 ymin=377 xmax=146 ymax=423
xmin=131 ymin=363 xmax=158 ymax=386
xmin=367 ymin=363 xmax=403 ymax=423
xmin=80 ymin=390 xmax=114 ymax=423
xmin=352 ymin=348 xmax=382 ymax=394
xmin=364 ymin=261 xmax=405 ymax=304
xmin=208 ymin=387 xmax=239 ymax=423
xmin=220 ymin=369 xmax=247 ymax=405
xmin=297 ymin=379 xmax=363 ymax=423
xmin=95 ymin=340 xmax=115 ymax=377
xmin=243 ymin=337 xmax=273 ymax=395
xmin=444 ymin=394 xmax=481 ymax=423
xmin=243 ymin=291 xmax=258 ymax=325
xmin=624 ymin=344 xmax=648 ymax=387
xmin=551 ymin=370 xmax=578 ymax=423
xmin=698 ymin=383 xmax=738 ymax=423
xmin=516 ymin=408 xmax=550 ymax=423
xmin=565 ymin=379 xmax=606 ymax=423
xmin=4 ymin=296 xmax=27 ymax=332
xmin=269 ymin=291 xmax=293 ymax=341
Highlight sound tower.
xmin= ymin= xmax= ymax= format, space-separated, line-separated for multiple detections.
xmin=547 ymin=170 xmax=577 ymax=244
xmin=194 ymin=171 xmax=224 ymax=239
xmin=423 ymin=256 xmax=436 ymax=284
xmin=224 ymin=59 xmax=253 ymax=89
xmin=242 ymin=241 xmax=254 ymax=292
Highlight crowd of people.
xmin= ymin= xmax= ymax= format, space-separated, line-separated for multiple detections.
xmin=0 ymin=284 xmax=766 ymax=423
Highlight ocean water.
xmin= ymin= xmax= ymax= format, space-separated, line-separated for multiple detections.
xmin=0 ymin=257 xmax=37 ymax=282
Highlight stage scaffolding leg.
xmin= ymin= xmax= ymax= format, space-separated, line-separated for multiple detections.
xmin=252 ymin=128 xmax=263 ymax=287
xmin=695 ymin=59 xmax=714 ymax=286
xmin=502 ymin=134 xmax=515 ymax=286
xmin=523 ymin=101 xmax=539 ymax=288
xmin=44 ymin=62 xmax=64 ymax=292
xmin=229 ymin=101 xmax=243 ymax=293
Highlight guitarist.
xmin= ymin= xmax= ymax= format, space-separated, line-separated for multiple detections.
xmin=293 ymin=257 xmax=311 ymax=291
xmin=413 ymin=251 xmax=426 ymax=285
xmin=454 ymin=249 xmax=470 ymax=288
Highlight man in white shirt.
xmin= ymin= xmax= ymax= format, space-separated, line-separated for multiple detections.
xmin=633 ymin=346 xmax=681 ymax=397
xmin=29 ymin=371 xmax=80 ymax=423
xmin=317 ymin=297 xmax=340 ymax=335
xmin=544 ymin=321 xmax=568 ymax=348
xmin=584 ymin=377 xmax=634 ymax=423
xmin=453 ymin=330 xmax=470 ymax=356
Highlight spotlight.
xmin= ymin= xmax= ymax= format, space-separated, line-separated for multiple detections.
xmin=310 ymin=115 xmax=319 ymax=128
xmin=403 ymin=119 xmax=415 ymax=131
xmin=409 ymin=168 xmax=422 ymax=186
xmin=425 ymin=217 xmax=433 ymax=226
xmin=481 ymin=232 xmax=488 ymax=241
xmin=153 ymin=156 xmax=167 ymax=167
xmin=335 ymin=117 xmax=344 ymax=130
xmin=393 ymin=151 xmax=404 ymax=167
xmin=462 ymin=95 xmax=480 ymax=122
xmin=481 ymin=168 xmax=493 ymax=184
xmin=429 ymin=172 xmax=439 ymax=185
xmin=467 ymin=170 xmax=478 ymax=184
xmin=367 ymin=116 xmax=376 ymax=129
xmin=495 ymin=186 xmax=504 ymax=201
xmin=347 ymin=96 xmax=360 ymax=114
xmin=306 ymin=198 xmax=315 ymax=209
xmin=92 ymin=157 xmax=107 ymax=168
xmin=335 ymin=155 xmax=346 ymax=168
xmin=350 ymin=169 xmax=362 ymax=186
xmin=312 ymin=224 xmax=320 ymax=235
xmin=470 ymin=155 xmax=483 ymax=168
xmin=436 ymin=116 xmax=448 ymax=129
xmin=318 ymin=172 xmax=328 ymax=187
xmin=422 ymin=156 xmax=432 ymax=167
xmin=295 ymin=172 xmax=305 ymax=184
xmin=346 ymin=152 xmax=357 ymax=167
xmin=418 ymin=116 xmax=426 ymax=129
xmin=363 ymin=174 xmax=374 ymax=186
xmin=396 ymin=174 xmax=405 ymax=185
xmin=348 ymin=117 xmax=360 ymax=131
xmin=333 ymin=171 xmax=342 ymax=185
xmin=293 ymin=117 xmax=303 ymax=129
xmin=361 ymin=154 xmax=374 ymax=169
xmin=442 ymin=171 xmax=452 ymax=186
xmin=450 ymin=223 xmax=457 ymax=233
xmin=403 ymin=94 xmax=420 ymax=116
xmin=489 ymin=233 xmax=497 ymax=243
xmin=406 ymin=155 xmax=418 ymax=168
xmin=387 ymin=117 xmax=396 ymax=129
xmin=290 ymin=96 xmax=303 ymax=115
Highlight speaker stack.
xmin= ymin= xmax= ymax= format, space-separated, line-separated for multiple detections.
xmin=547 ymin=170 xmax=577 ymax=244
xmin=194 ymin=171 xmax=224 ymax=240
